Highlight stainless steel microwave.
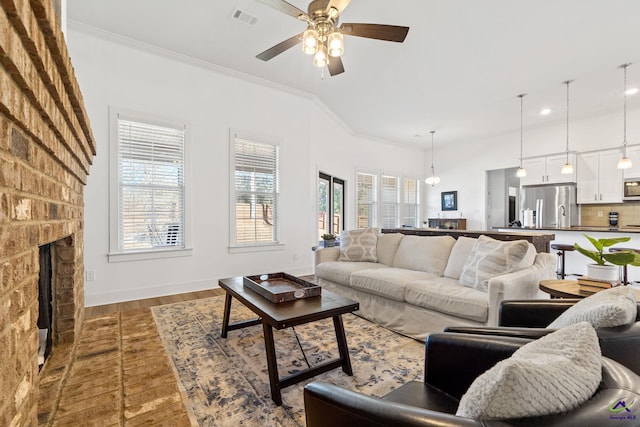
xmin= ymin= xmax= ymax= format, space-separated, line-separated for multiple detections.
xmin=624 ymin=179 xmax=640 ymax=200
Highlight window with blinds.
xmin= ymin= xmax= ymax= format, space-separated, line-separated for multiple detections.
xmin=357 ymin=172 xmax=377 ymax=228
xmin=232 ymin=136 xmax=279 ymax=246
xmin=403 ymin=177 xmax=420 ymax=227
xmin=116 ymin=117 xmax=185 ymax=252
xmin=381 ymin=175 xmax=400 ymax=228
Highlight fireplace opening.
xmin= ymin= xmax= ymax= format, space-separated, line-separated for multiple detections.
xmin=38 ymin=243 xmax=53 ymax=368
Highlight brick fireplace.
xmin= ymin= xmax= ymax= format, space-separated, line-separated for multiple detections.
xmin=0 ymin=1 xmax=95 ymax=426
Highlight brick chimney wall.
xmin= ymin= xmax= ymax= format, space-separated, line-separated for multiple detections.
xmin=0 ymin=1 xmax=95 ymax=426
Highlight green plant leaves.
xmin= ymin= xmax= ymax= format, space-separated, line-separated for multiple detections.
xmin=576 ymin=234 xmax=638 ymax=266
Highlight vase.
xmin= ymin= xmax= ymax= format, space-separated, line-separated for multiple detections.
xmin=587 ymin=264 xmax=620 ymax=282
xmin=324 ymin=240 xmax=336 ymax=248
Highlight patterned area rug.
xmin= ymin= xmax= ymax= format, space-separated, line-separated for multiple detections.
xmin=152 ymin=295 xmax=425 ymax=426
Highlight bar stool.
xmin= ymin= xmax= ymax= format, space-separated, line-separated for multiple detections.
xmin=550 ymin=243 xmax=575 ymax=279
xmin=608 ymin=247 xmax=640 ymax=285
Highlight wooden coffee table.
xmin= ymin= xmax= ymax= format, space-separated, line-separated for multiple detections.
xmin=218 ymin=276 xmax=359 ymax=405
xmin=539 ymin=279 xmax=640 ymax=299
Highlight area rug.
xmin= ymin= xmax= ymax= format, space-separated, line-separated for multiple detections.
xmin=152 ymin=295 xmax=425 ymax=426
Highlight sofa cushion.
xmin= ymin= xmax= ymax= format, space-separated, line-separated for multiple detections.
xmin=456 ymin=322 xmax=601 ymax=420
xmin=376 ymin=233 xmax=404 ymax=266
xmin=350 ymin=268 xmax=438 ymax=301
xmin=459 ymin=236 xmax=536 ymax=292
xmin=315 ymin=261 xmax=386 ymax=287
xmin=443 ymin=236 xmax=477 ymax=280
xmin=404 ymin=278 xmax=488 ymax=323
xmin=339 ymin=228 xmax=379 ymax=262
xmin=392 ymin=235 xmax=456 ymax=275
xmin=548 ymin=286 xmax=638 ymax=329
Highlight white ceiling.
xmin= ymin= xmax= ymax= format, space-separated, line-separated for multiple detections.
xmin=67 ymin=0 xmax=640 ymax=147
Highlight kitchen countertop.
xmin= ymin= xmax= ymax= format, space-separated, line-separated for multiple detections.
xmin=497 ymin=226 xmax=640 ymax=233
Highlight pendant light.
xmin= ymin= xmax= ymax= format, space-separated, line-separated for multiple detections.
xmin=617 ymin=63 xmax=633 ymax=169
xmin=516 ymin=94 xmax=527 ymax=178
xmin=561 ymin=80 xmax=574 ymax=175
xmin=425 ymin=130 xmax=440 ymax=186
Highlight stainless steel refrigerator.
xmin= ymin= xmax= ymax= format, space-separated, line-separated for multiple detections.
xmin=520 ymin=184 xmax=578 ymax=228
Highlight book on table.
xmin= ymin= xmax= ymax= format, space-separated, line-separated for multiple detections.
xmin=577 ymin=277 xmax=621 ymax=289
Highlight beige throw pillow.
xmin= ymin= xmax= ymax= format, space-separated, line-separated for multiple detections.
xmin=459 ymin=235 xmax=536 ymax=291
xmin=443 ymin=236 xmax=477 ymax=280
xmin=376 ymin=233 xmax=404 ymax=266
xmin=547 ymin=286 xmax=637 ymax=329
xmin=456 ymin=322 xmax=602 ymax=420
xmin=338 ymin=228 xmax=379 ymax=262
xmin=392 ymin=235 xmax=456 ymax=275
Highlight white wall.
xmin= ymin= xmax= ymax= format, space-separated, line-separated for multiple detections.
xmin=67 ymin=25 xmax=640 ymax=305
xmin=431 ymin=106 xmax=640 ymax=230
xmin=67 ymin=27 xmax=426 ymax=306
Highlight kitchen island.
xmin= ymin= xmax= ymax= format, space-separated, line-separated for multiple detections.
xmin=382 ymin=228 xmax=555 ymax=253
xmin=497 ymin=226 xmax=640 ymax=283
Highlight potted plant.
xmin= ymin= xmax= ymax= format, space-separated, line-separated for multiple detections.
xmin=573 ymin=234 xmax=640 ymax=281
xmin=321 ymin=233 xmax=337 ymax=248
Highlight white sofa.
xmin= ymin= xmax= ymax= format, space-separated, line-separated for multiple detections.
xmin=315 ymin=230 xmax=556 ymax=341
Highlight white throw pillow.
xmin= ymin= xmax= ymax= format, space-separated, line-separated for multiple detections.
xmin=376 ymin=233 xmax=404 ymax=266
xmin=443 ymin=236 xmax=477 ymax=280
xmin=338 ymin=228 xmax=379 ymax=262
xmin=548 ymin=286 xmax=638 ymax=329
xmin=456 ymin=322 xmax=602 ymax=420
xmin=392 ymin=235 xmax=456 ymax=275
xmin=459 ymin=235 xmax=536 ymax=292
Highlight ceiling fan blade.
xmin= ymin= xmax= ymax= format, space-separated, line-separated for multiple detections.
xmin=256 ymin=0 xmax=308 ymax=20
xmin=340 ymin=23 xmax=410 ymax=42
xmin=256 ymin=33 xmax=303 ymax=61
xmin=328 ymin=56 xmax=345 ymax=76
xmin=326 ymin=0 xmax=351 ymax=15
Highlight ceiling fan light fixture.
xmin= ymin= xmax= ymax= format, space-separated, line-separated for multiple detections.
xmin=313 ymin=44 xmax=328 ymax=67
xmin=302 ymin=28 xmax=319 ymax=54
xmin=327 ymin=31 xmax=344 ymax=57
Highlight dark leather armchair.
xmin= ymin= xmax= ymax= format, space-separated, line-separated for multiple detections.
xmin=445 ymin=299 xmax=640 ymax=375
xmin=304 ymin=332 xmax=640 ymax=427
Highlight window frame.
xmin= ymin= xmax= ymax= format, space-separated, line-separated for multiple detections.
xmin=229 ymin=129 xmax=283 ymax=253
xmin=318 ymin=171 xmax=345 ymax=240
xmin=356 ymin=169 xmax=421 ymax=229
xmin=108 ymin=107 xmax=192 ymax=262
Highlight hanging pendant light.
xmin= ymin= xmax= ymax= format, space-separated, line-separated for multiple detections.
xmin=425 ymin=130 xmax=440 ymax=186
xmin=618 ymin=63 xmax=633 ymax=169
xmin=516 ymin=94 xmax=527 ymax=178
xmin=561 ymin=80 xmax=574 ymax=175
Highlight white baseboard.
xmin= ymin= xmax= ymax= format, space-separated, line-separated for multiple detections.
xmin=84 ymin=266 xmax=314 ymax=307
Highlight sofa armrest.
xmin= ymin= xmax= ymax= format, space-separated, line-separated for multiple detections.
xmin=314 ymin=247 xmax=340 ymax=267
xmin=485 ymin=252 xmax=555 ymax=325
xmin=499 ymin=299 xmax=579 ymax=327
xmin=424 ymin=332 xmax=530 ymax=399
xmin=304 ymin=382 xmax=480 ymax=427
xmin=443 ymin=325 xmax=553 ymax=340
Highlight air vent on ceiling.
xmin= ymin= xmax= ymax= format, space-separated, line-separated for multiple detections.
xmin=231 ymin=8 xmax=258 ymax=26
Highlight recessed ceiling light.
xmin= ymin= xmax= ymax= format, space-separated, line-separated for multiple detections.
xmin=626 ymin=87 xmax=639 ymax=95
xmin=540 ymin=108 xmax=551 ymax=116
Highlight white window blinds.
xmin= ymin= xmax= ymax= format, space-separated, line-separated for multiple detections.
xmin=382 ymin=175 xmax=400 ymax=228
xmin=403 ymin=177 xmax=420 ymax=227
xmin=233 ymin=137 xmax=279 ymax=245
xmin=357 ymin=172 xmax=377 ymax=228
xmin=117 ymin=118 xmax=185 ymax=252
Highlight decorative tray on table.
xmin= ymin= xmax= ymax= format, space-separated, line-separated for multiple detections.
xmin=243 ymin=272 xmax=321 ymax=303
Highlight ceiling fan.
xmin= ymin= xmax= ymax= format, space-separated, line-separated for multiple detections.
xmin=256 ymin=0 xmax=410 ymax=76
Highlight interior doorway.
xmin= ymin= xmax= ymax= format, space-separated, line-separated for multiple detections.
xmin=486 ymin=167 xmax=520 ymax=229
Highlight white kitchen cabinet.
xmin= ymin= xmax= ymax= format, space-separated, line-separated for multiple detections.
xmin=520 ymin=153 xmax=576 ymax=185
xmin=622 ymin=144 xmax=640 ymax=179
xmin=577 ymin=149 xmax=623 ymax=204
